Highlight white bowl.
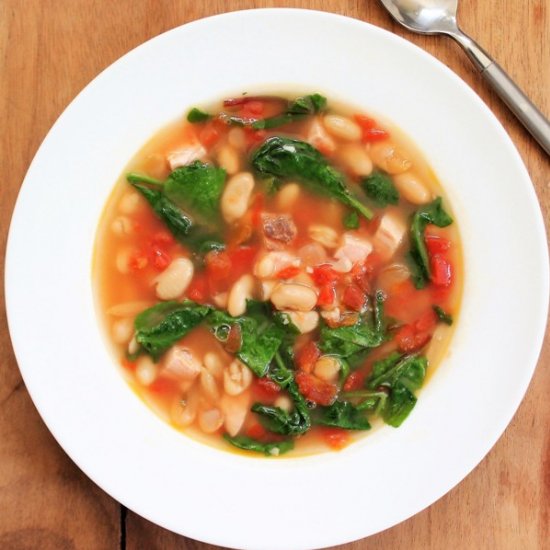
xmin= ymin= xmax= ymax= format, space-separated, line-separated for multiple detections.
xmin=5 ymin=9 xmax=549 ymax=549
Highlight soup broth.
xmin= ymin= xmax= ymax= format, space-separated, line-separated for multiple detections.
xmin=94 ymin=93 xmax=462 ymax=456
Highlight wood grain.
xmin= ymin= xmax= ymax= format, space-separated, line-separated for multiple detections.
xmin=1 ymin=1 xmax=548 ymax=549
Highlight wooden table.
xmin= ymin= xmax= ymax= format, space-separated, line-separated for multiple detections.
xmin=1 ymin=1 xmax=548 ymax=548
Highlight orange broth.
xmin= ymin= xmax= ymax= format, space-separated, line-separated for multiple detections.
xmin=94 ymin=93 xmax=462 ymax=457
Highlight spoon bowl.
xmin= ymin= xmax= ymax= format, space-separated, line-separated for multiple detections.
xmin=379 ymin=0 xmax=550 ymax=155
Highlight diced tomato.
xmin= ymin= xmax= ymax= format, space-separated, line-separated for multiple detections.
xmin=148 ymin=378 xmax=174 ymax=396
xmin=295 ymin=372 xmax=338 ymax=406
xmin=430 ymin=255 xmax=452 ymax=288
xmin=152 ymin=230 xmax=175 ymax=246
xmin=395 ymin=323 xmax=431 ymax=353
xmin=225 ymin=324 xmax=242 ymax=354
xmin=296 ymin=341 xmax=320 ymax=373
xmin=343 ymin=370 xmax=366 ymax=391
xmin=431 ymin=284 xmax=452 ymax=306
xmin=425 ymin=234 xmax=451 ymax=255
xmin=317 ymin=284 xmax=335 ymax=307
xmin=254 ymin=377 xmax=281 ymax=400
xmin=350 ymin=263 xmax=372 ymax=294
xmin=415 ymin=308 xmax=438 ymax=332
xmin=343 ymin=284 xmax=366 ymax=311
xmin=186 ymin=274 xmax=208 ymax=302
xmin=227 ymin=245 xmax=258 ymax=278
xmin=121 ymin=358 xmax=136 ymax=372
xmin=364 ymin=252 xmax=384 ymax=274
xmin=312 ymin=264 xmax=340 ymax=286
xmin=241 ymin=100 xmax=265 ymax=117
xmin=250 ymin=193 xmax=264 ymax=228
xmin=354 ymin=114 xmax=390 ymax=143
xmin=205 ymin=250 xmax=232 ymax=281
xmin=244 ymin=127 xmax=267 ymax=149
xmin=321 ymin=427 xmax=350 ymax=450
xmin=223 ymin=97 xmax=248 ymax=107
xmin=149 ymin=244 xmax=171 ymax=271
xmin=275 ymin=266 xmax=301 ymax=279
xmin=247 ymin=423 xmax=267 ymax=440
xmin=199 ymin=122 xmax=221 ymax=148
xmin=128 ymin=250 xmax=148 ymax=271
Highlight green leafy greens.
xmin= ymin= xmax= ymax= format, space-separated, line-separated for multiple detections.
xmin=361 ymin=171 xmax=399 ymax=207
xmin=433 ymin=305 xmax=453 ymax=325
xmin=316 ymin=401 xmax=371 ymax=430
xmin=186 ymin=107 xmax=211 ymax=123
xmin=252 ymin=136 xmax=373 ymax=220
xmin=408 ymin=197 xmax=453 ymax=288
xmin=223 ymin=434 xmax=294 ymax=456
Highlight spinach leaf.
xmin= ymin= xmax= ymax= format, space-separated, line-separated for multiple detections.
xmin=208 ymin=301 xmax=285 ymax=377
xmin=223 ymin=434 xmax=294 ymax=456
xmin=134 ymin=301 xmax=212 ymax=360
xmin=316 ymin=400 xmax=371 ymax=430
xmin=433 ymin=305 xmax=453 ymax=325
xmin=343 ymin=389 xmax=389 ymax=414
xmin=164 ymin=161 xmax=226 ymax=225
xmin=252 ymin=136 xmax=373 ymax=220
xmin=361 ymin=171 xmax=399 ymax=207
xmin=408 ymin=197 xmax=453 ymax=288
xmin=253 ymin=353 xmax=311 ymax=435
xmin=365 ymin=353 xmax=428 ymax=427
xmin=343 ymin=211 xmax=359 ymax=229
xmin=252 ymin=93 xmax=327 ymax=130
xmin=187 ymin=107 xmax=211 ymax=123
xmin=129 ymin=182 xmax=193 ymax=242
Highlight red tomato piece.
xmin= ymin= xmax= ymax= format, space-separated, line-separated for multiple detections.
xmin=247 ymin=423 xmax=267 ymax=440
xmin=275 ymin=266 xmax=301 ymax=279
xmin=186 ymin=275 xmax=208 ymax=303
xmin=225 ymin=324 xmax=242 ymax=354
xmin=152 ymin=230 xmax=175 ymax=246
xmin=242 ymin=100 xmax=265 ymax=116
xmin=430 ymin=255 xmax=452 ymax=288
xmin=343 ymin=371 xmax=366 ymax=392
xmin=317 ymin=284 xmax=335 ymax=307
xmin=250 ymin=193 xmax=264 ymax=228
xmin=149 ymin=244 xmax=171 ymax=271
xmin=244 ymin=127 xmax=267 ymax=149
xmin=295 ymin=372 xmax=338 ymax=406
xmin=199 ymin=123 xmax=221 ymax=148
xmin=321 ymin=427 xmax=350 ymax=450
xmin=343 ymin=284 xmax=366 ymax=311
xmin=425 ymin=234 xmax=451 ymax=255
xmin=296 ymin=341 xmax=321 ymax=373
xmin=227 ymin=245 xmax=258 ymax=278
xmin=311 ymin=264 xmax=340 ymax=286
xmin=148 ymin=377 xmax=174 ymax=396
xmin=128 ymin=250 xmax=148 ymax=271
xmin=121 ymin=358 xmax=136 ymax=372
xmin=254 ymin=377 xmax=281 ymax=400
xmin=205 ymin=250 xmax=232 ymax=281
xmin=395 ymin=324 xmax=432 ymax=353
xmin=354 ymin=114 xmax=390 ymax=142
xmin=415 ymin=309 xmax=438 ymax=332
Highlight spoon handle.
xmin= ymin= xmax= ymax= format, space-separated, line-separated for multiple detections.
xmin=451 ymin=30 xmax=550 ymax=155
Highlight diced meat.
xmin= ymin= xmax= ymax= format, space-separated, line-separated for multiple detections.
xmin=167 ymin=143 xmax=206 ymax=169
xmin=261 ymin=213 xmax=297 ymax=249
xmin=162 ymin=346 xmax=202 ymax=381
xmin=306 ymin=117 xmax=336 ymax=154
xmin=374 ymin=211 xmax=407 ymax=260
xmin=332 ymin=233 xmax=373 ymax=272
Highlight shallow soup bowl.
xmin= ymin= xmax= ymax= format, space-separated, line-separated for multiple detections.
xmin=5 ymin=9 xmax=548 ymax=549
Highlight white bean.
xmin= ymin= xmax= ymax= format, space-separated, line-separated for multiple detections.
xmin=220 ymin=392 xmax=251 ymax=437
xmin=270 ymin=283 xmax=317 ymax=312
xmin=254 ymin=251 xmax=299 ymax=279
xmin=111 ymin=318 xmax=134 ymax=344
xmin=111 ymin=216 xmax=134 ymax=236
xmin=228 ymin=127 xmax=246 ymax=150
xmin=198 ymin=408 xmax=224 ymax=433
xmin=313 ymin=356 xmax=341 ymax=383
xmin=167 ymin=143 xmax=206 ymax=170
xmin=426 ymin=324 xmax=451 ymax=366
xmin=259 ymin=280 xmax=279 ymax=301
xmin=135 ymin=356 xmax=157 ymax=386
xmin=307 ymin=117 xmax=336 ymax=153
xmin=221 ymin=172 xmax=255 ymax=223
xmin=227 ymin=274 xmax=254 ymax=317
xmin=285 ymin=310 xmax=319 ymax=334
xmin=297 ymin=243 xmax=327 ymax=267
xmin=369 ymin=142 xmax=412 ymax=174
xmin=107 ymin=301 xmax=153 ymax=317
xmin=308 ymin=224 xmax=339 ymax=249
xmin=171 ymin=393 xmax=199 ymax=427
xmin=337 ymin=143 xmax=373 ymax=176
xmin=224 ymin=360 xmax=253 ymax=396
xmin=155 ymin=257 xmax=194 ymax=300
xmin=323 ymin=114 xmax=362 ymax=141
xmin=393 ymin=172 xmax=432 ymax=204
xmin=276 ymin=183 xmax=301 ymax=210
xmin=204 ymin=352 xmax=224 ymax=380
xmin=200 ymin=368 xmax=220 ymax=402
xmin=377 ymin=263 xmax=410 ymax=294
xmin=118 ymin=192 xmax=141 ymax=214
xmin=115 ymin=247 xmax=133 ymax=274
xmin=127 ymin=335 xmax=139 ymax=355
xmin=274 ymin=395 xmax=293 ymax=413
xmin=217 ymin=144 xmax=240 ymax=175
xmin=213 ymin=292 xmax=228 ymax=309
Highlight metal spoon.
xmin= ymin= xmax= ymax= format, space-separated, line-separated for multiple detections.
xmin=379 ymin=0 xmax=550 ymax=155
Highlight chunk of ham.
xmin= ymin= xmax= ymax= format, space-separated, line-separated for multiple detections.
xmin=306 ymin=117 xmax=336 ymax=154
xmin=374 ymin=211 xmax=407 ymax=260
xmin=167 ymin=142 xmax=206 ymax=170
xmin=332 ymin=233 xmax=373 ymax=272
xmin=162 ymin=346 xmax=202 ymax=382
xmin=261 ymin=213 xmax=297 ymax=249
